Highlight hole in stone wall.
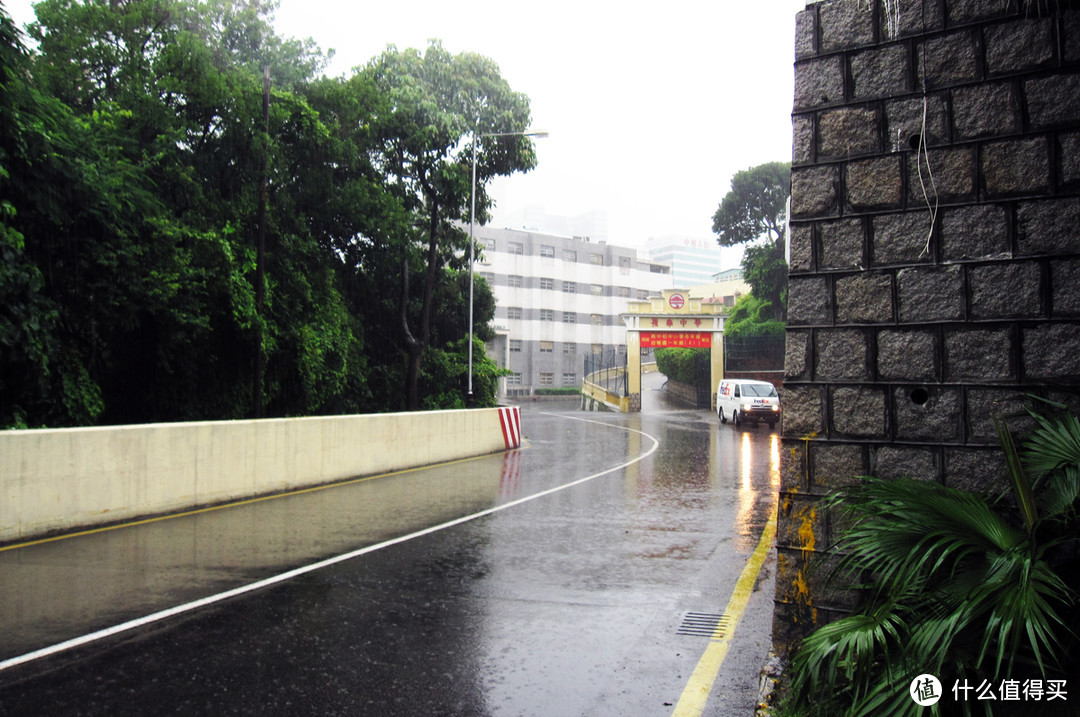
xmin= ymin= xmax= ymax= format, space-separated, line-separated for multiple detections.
xmin=908 ymin=133 xmax=923 ymax=150
xmin=910 ymin=387 xmax=930 ymax=406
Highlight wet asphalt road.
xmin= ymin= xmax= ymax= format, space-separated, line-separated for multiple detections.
xmin=0 ymin=373 xmax=780 ymax=716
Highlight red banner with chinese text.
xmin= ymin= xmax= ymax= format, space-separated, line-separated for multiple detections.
xmin=640 ymin=331 xmax=712 ymax=348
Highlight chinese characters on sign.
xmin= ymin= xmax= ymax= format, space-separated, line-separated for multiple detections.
xmin=649 ymin=318 xmax=704 ymax=328
xmin=952 ymin=678 xmax=1067 ymax=702
xmin=639 ymin=331 xmax=711 ymax=349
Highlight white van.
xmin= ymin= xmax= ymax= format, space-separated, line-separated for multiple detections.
xmin=716 ymin=379 xmax=780 ymax=429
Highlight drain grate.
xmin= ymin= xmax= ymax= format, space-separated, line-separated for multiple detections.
xmin=677 ymin=612 xmax=731 ymax=638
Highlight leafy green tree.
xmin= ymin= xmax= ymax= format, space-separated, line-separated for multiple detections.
xmin=3 ymin=0 xmax=521 ymax=424
xmin=713 ymin=161 xmax=790 ymax=320
xmin=360 ymin=41 xmax=536 ymax=410
xmin=423 ymin=270 xmax=503 ymax=408
xmin=0 ymin=9 xmax=82 ymax=427
xmin=712 ymin=161 xmax=790 ymax=247
xmin=723 ymin=294 xmax=785 ymax=337
xmin=10 ymin=0 xmax=365 ymax=424
xmin=740 ymin=242 xmax=788 ymax=321
xmin=0 ymin=5 xmax=159 ymax=426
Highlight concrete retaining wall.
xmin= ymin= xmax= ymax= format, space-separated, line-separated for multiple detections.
xmin=0 ymin=407 xmax=518 ymax=543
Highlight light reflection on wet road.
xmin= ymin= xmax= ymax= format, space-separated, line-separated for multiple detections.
xmin=0 ymin=373 xmax=780 ymax=716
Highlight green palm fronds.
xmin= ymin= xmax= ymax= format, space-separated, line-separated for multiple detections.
xmin=780 ymin=402 xmax=1080 ymax=717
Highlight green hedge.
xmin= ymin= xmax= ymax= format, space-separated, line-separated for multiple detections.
xmin=654 ymin=348 xmax=709 ymax=384
xmin=534 ymin=387 xmax=580 ymax=396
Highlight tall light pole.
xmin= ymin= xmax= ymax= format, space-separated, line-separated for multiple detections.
xmin=467 ymin=128 xmax=548 ymax=406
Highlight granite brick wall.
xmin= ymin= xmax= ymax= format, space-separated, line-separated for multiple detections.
xmin=776 ymin=0 xmax=1080 ymax=652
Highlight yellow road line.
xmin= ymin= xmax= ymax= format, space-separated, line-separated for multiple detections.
xmin=671 ymin=511 xmax=778 ymax=717
xmin=0 ymin=452 xmax=505 ymax=554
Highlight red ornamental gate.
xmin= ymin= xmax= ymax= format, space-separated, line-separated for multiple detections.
xmin=619 ymin=289 xmax=727 ymax=413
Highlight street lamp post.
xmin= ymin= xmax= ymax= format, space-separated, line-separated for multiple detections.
xmin=467 ymin=128 xmax=548 ymax=407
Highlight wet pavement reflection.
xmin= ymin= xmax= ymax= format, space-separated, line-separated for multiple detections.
xmin=0 ymin=456 xmax=512 ymax=659
xmin=0 ymin=371 xmax=780 ymax=716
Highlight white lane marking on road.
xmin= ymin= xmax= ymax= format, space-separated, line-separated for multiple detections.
xmin=0 ymin=413 xmax=659 ymax=673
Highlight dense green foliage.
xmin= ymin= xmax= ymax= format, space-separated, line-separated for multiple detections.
xmin=724 ymin=294 xmax=785 ymax=337
xmin=712 ymin=161 xmax=790 ymax=248
xmin=359 ymin=42 xmax=534 ymax=409
xmin=654 ymin=348 xmax=709 ymax=385
xmin=0 ymin=1 xmax=528 ymax=427
xmin=779 ymin=400 xmax=1080 ymax=717
xmin=712 ymin=162 xmax=790 ymax=321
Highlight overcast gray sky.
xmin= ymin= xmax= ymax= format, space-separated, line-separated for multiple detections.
xmin=5 ymin=0 xmax=805 ymax=261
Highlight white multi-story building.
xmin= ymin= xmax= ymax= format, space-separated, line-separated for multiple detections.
xmin=474 ymin=228 xmax=672 ymax=398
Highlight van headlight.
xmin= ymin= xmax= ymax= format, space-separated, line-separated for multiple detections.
xmin=743 ymin=403 xmax=753 ymax=411
xmin=771 ymin=405 xmax=779 ymax=412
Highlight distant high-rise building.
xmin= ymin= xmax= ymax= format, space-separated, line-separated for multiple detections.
xmin=645 ymin=237 xmax=728 ymax=288
xmin=474 ymin=228 xmax=671 ymax=398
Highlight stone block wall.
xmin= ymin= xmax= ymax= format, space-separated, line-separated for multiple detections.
xmin=776 ymin=0 xmax=1080 ymax=652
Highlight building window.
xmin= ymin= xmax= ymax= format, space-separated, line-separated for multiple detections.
xmin=540 ymin=309 xmax=555 ymax=321
xmin=590 ymin=314 xmax=603 ymax=325
xmin=563 ymin=342 xmax=576 ymax=354
xmin=507 ymin=373 xmax=522 ymax=386
xmin=540 ymin=245 xmax=555 ymax=258
xmin=508 ymin=275 xmax=523 ymax=287
xmin=591 ymin=343 xmax=603 ymax=355
xmin=590 ymin=253 xmax=603 ymax=266
xmin=484 ymin=238 xmax=496 ymax=249
xmin=539 ymin=277 xmax=555 ymax=290
xmin=508 ymin=242 xmax=524 ymax=255
xmin=619 ymin=256 xmax=632 ymax=275
xmin=539 ymin=372 xmax=554 ymax=386
xmin=562 ymin=373 xmax=577 ymax=387
xmin=539 ymin=341 xmax=553 ymax=353
xmin=507 ymin=307 xmax=523 ymax=320
xmin=636 ymin=290 xmax=650 ymax=300
xmin=509 ymin=339 xmax=522 ymax=352
xmin=590 ymin=284 xmax=603 ymax=296
xmin=564 ymin=250 xmax=577 ymax=262
xmin=562 ymin=311 xmax=576 ymax=323
xmin=618 ymin=286 xmax=631 ymax=298
xmin=562 ymin=281 xmax=576 ymax=293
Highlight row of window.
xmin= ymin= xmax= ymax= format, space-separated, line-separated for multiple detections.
xmin=478 ymin=273 xmax=649 ymax=299
xmin=501 ymin=275 xmax=644 ymax=299
xmin=509 ymin=341 xmax=626 ymax=354
xmin=492 ymin=240 xmax=633 ymax=270
xmin=505 ymin=373 xmax=578 ymax=387
xmin=505 ymin=308 xmax=609 ymax=324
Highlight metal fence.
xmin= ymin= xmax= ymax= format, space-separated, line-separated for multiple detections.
xmin=583 ymin=351 xmax=628 ymax=397
xmin=724 ymin=335 xmax=786 ymax=373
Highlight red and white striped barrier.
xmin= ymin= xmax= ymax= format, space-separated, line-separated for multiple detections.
xmin=497 ymin=406 xmax=522 ymax=450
